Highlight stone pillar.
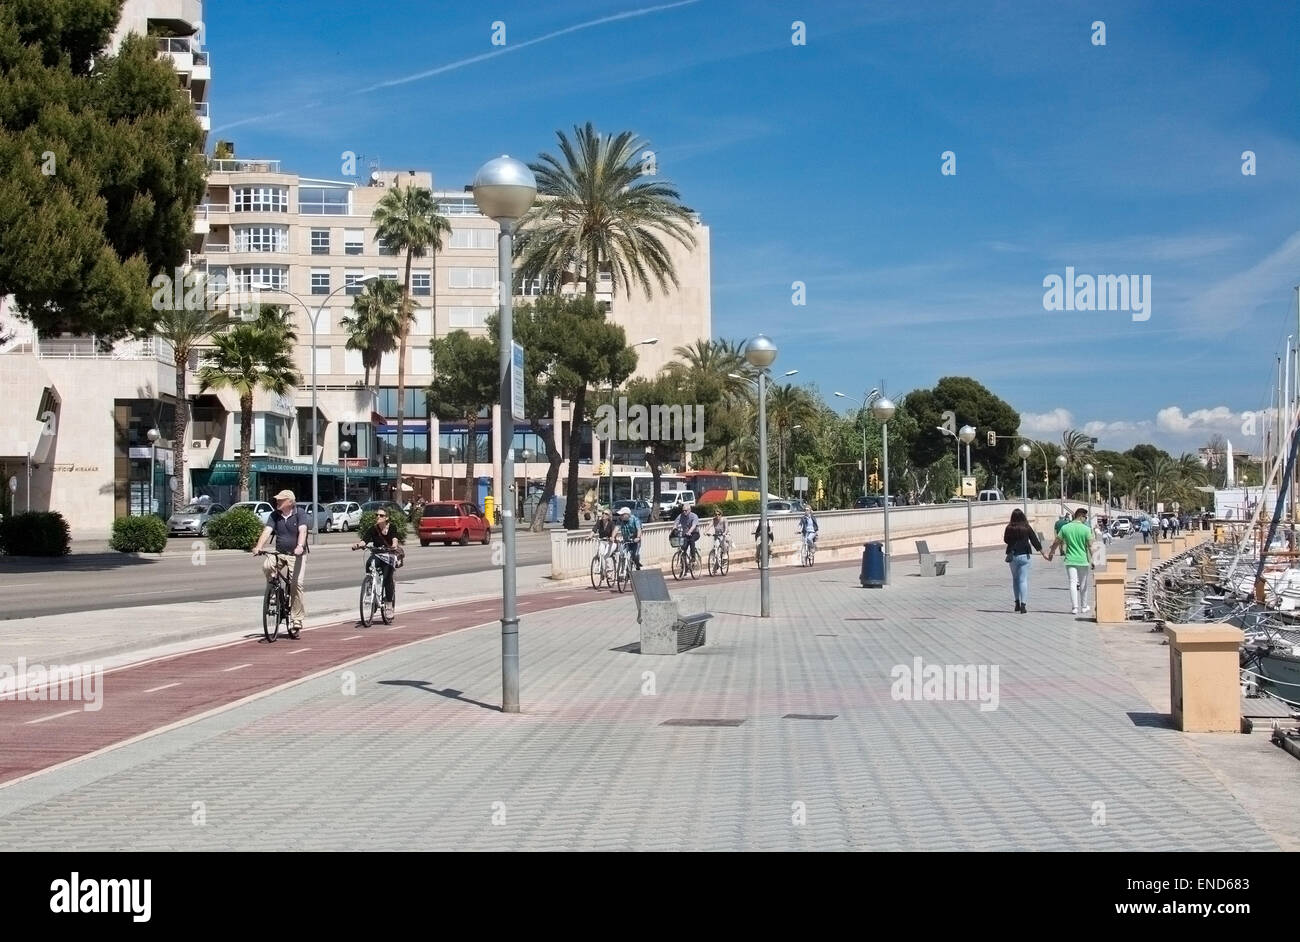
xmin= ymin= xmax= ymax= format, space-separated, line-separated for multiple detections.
xmin=1156 ymin=539 xmax=1173 ymax=559
xmin=1166 ymin=624 xmax=1245 ymax=732
xmin=1173 ymin=535 xmax=1186 ymax=553
xmin=1106 ymin=553 xmax=1128 ymax=575
xmin=1094 ymin=572 xmax=1126 ymax=623
xmin=1134 ymin=544 xmax=1152 ymax=572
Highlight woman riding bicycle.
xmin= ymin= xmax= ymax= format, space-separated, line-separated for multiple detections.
xmin=352 ymin=509 xmax=404 ymax=615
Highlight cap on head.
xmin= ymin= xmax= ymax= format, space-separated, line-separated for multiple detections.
xmin=274 ymin=489 xmax=295 ymax=503
xmin=618 ymin=507 xmax=631 ymax=516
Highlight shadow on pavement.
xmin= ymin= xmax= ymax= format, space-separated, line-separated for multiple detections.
xmin=1126 ymin=711 xmax=1176 ymax=729
xmin=0 ymin=553 xmax=160 ymax=572
xmin=378 ymin=679 xmax=500 ymax=712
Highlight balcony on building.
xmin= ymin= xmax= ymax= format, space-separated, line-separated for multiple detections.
xmin=192 ymin=100 xmax=210 ymax=131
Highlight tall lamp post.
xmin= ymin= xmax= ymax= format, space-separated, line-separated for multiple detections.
xmin=1105 ymin=467 xmax=1113 ymax=512
xmin=521 ymin=447 xmax=532 ymax=517
xmin=959 ymin=425 xmax=976 ymax=567
xmin=1084 ymin=462 xmax=1094 ymax=525
xmin=256 ymin=275 xmax=378 ymax=540
xmin=835 ymin=389 xmax=878 ymax=495
xmin=1056 ymin=454 xmax=1068 ymax=512
xmin=1018 ymin=443 xmax=1032 ymax=515
xmin=341 ymin=440 xmax=351 ymax=502
xmin=473 ymin=154 xmax=536 ymax=714
xmin=448 ymin=444 xmax=458 ymax=500
xmin=745 ymin=335 xmax=779 ymax=617
xmin=147 ymin=427 xmax=160 ymax=516
xmin=871 ymin=394 xmax=896 ymax=583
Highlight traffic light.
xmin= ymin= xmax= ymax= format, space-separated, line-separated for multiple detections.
xmin=987 ymin=430 xmax=997 ymax=447
xmin=873 ymin=457 xmax=880 ymax=473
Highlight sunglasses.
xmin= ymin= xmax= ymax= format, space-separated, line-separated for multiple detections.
xmin=377 ymin=513 xmax=388 ymax=519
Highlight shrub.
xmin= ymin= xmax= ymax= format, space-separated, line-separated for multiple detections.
xmin=0 ymin=511 xmax=71 ymax=556
xmin=736 ymin=500 xmax=762 ymax=515
xmin=358 ymin=510 xmax=409 ymax=543
xmin=109 ymin=515 xmax=167 ymax=553
xmin=206 ymin=507 xmax=263 ymax=550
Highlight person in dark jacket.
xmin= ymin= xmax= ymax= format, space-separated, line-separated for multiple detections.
xmin=1003 ymin=508 xmax=1045 ymax=613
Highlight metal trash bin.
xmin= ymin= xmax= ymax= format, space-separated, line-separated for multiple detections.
xmin=861 ymin=541 xmax=885 ymax=588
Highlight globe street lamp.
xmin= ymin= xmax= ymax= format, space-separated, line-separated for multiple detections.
xmin=521 ymin=447 xmax=532 ymax=517
xmin=1105 ymin=467 xmax=1114 ymax=511
xmin=958 ymin=425 xmax=976 ymax=567
xmin=1018 ymin=443 xmax=1032 ymax=515
xmin=448 ymin=444 xmax=458 ymax=500
xmin=871 ymin=395 xmax=896 ymax=583
xmin=744 ymin=335 xmax=778 ymax=617
xmin=473 ymin=154 xmax=536 ymax=714
xmin=1084 ymin=462 xmax=1095 ymax=524
xmin=147 ymin=427 xmax=160 ymax=515
xmin=1056 ymin=454 xmax=1068 ymax=510
xmin=835 ymin=388 xmax=878 ymax=496
xmin=341 ymin=440 xmax=351 ymax=503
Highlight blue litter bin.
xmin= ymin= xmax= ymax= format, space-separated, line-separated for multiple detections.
xmin=861 ymin=541 xmax=885 ymax=588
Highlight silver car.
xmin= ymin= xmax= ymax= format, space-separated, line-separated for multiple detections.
xmin=230 ymin=501 xmax=274 ymax=525
xmin=167 ymin=502 xmax=226 ymax=536
xmin=326 ymin=501 xmax=362 ymax=532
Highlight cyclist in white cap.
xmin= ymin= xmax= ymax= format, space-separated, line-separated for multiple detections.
xmin=252 ymin=489 xmax=309 ymax=633
xmin=615 ymin=505 xmax=643 ymax=570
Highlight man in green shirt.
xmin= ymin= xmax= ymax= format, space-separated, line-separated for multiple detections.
xmin=1046 ymin=507 xmax=1094 ymax=615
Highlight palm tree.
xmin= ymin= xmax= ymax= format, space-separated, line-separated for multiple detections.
xmin=1134 ymin=454 xmax=1178 ymax=510
xmin=197 ymin=307 xmax=301 ymax=501
xmin=516 ymin=122 xmax=698 ymax=299
xmin=664 ymin=338 xmax=752 ymax=469
xmin=767 ymin=384 xmax=818 ymax=496
xmin=153 ymin=298 xmax=229 ymax=512
xmin=340 ymin=279 xmax=404 ymax=390
xmin=1060 ymin=428 xmax=1095 ymax=496
xmin=371 ymin=185 xmax=450 ymax=497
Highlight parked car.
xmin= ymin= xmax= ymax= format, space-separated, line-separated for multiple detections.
xmin=1111 ymin=516 xmax=1133 ymax=536
xmin=167 ymin=501 xmax=226 ymax=536
xmin=977 ymin=489 xmax=1004 ymax=502
xmin=947 ymin=496 xmax=970 ymax=504
xmin=297 ymin=502 xmax=331 ymax=531
xmin=612 ymin=499 xmax=654 ymax=523
xmin=766 ymin=499 xmax=796 ymax=514
xmin=361 ymin=500 xmax=405 ymax=519
xmin=418 ymin=501 xmax=491 ymax=546
xmin=656 ymin=489 xmax=696 ymax=520
xmin=854 ymin=495 xmax=896 ymax=509
xmin=325 ymin=501 xmax=362 ymax=532
xmin=230 ymin=501 xmax=274 ymax=525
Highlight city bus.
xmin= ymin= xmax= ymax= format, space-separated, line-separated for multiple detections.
xmin=682 ymin=470 xmax=761 ymax=505
xmin=580 ymin=470 xmax=687 ymax=505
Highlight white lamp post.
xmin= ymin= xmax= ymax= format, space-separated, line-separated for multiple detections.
xmin=521 ymin=447 xmax=532 ymax=516
xmin=744 ymin=335 xmax=778 ymax=617
xmin=1084 ymin=462 xmax=1095 ymax=524
xmin=871 ymin=394 xmax=896 ymax=583
xmin=473 ymin=154 xmax=536 ymax=714
xmin=147 ymin=427 xmax=160 ymax=516
xmin=341 ymin=440 xmax=351 ymax=502
xmin=1105 ymin=467 xmax=1114 ymax=511
xmin=1018 ymin=443 xmax=1032 ymax=515
xmin=958 ymin=424 xmax=976 ymax=567
xmin=836 ymin=389 xmax=878 ymax=495
xmin=448 ymin=444 xmax=458 ymax=500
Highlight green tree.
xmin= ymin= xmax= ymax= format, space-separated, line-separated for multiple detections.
xmin=901 ymin=377 xmax=1021 ymax=486
xmin=516 ymin=122 xmax=697 ymax=298
xmin=663 ymin=337 xmax=749 ymax=471
xmin=427 ymin=331 xmax=498 ymax=503
xmin=197 ymin=308 xmax=300 ymax=501
xmin=767 ymin=383 xmax=818 ymax=496
xmin=371 ymin=185 xmax=449 ymax=492
xmin=624 ymin=374 xmax=694 ymax=510
xmin=0 ymin=0 xmax=207 ymax=339
xmin=153 ymin=295 xmax=229 ymax=511
xmin=340 ymin=278 xmax=404 ymax=390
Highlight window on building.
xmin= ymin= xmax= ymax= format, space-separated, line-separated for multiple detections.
xmin=412 ymin=348 xmax=432 ymax=375
xmin=436 ymin=197 xmax=479 ymax=216
xmin=514 ymin=274 xmax=545 ymax=297
xmin=344 ymin=229 xmax=364 ymax=255
xmin=345 ymin=270 xmax=364 ymax=295
xmin=379 ymin=269 xmax=398 ymax=283
xmin=375 ymin=431 xmax=430 ymax=464
xmin=344 ymin=348 xmax=364 ymax=375
xmin=448 ymin=267 xmax=495 ymax=289
xmin=311 ymin=269 xmax=330 ymax=295
xmin=233 ymin=186 xmax=288 ymax=212
xmin=296 ymin=407 xmax=327 ymax=456
xmin=448 ymin=306 xmax=493 ymax=328
xmin=310 ymin=228 xmax=330 ymax=255
xmin=233 ymin=266 xmax=286 ymax=291
xmin=233 ymin=225 xmax=288 ymax=253
xmin=450 ymin=227 xmax=495 ymax=249
xmin=412 ymin=309 xmax=431 ymax=334
xmin=376 ymin=387 xmax=428 ymax=418
xmin=313 ymin=347 xmax=331 ymax=375
xmin=437 ymin=428 xmax=492 ymax=464
xmin=376 ymin=237 xmax=398 ymax=256
xmin=298 ymin=186 xmax=350 ymax=215
xmin=412 ymin=272 xmax=431 ymax=296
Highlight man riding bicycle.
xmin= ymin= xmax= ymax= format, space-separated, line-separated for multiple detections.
xmin=352 ymin=507 xmax=404 ymax=618
xmin=615 ymin=506 xmax=643 ymax=570
xmin=252 ymin=489 xmax=309 ymax=635
xmin=673 ymin=504 xmax=702 ymax=562
xmin=798 ymin=508 xmax=819 ymax=550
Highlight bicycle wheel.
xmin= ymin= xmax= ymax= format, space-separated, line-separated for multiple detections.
xmin=278 ymin=583 xmax=293 ymax=637
xmin=359 ymin=573 xmax=377 ymax=627
xmin=616 ymin=555 xmax=630 ymax=593
xmin=672 ymin=549 xmax=686 ymax=580
xmin=590 ymin=555 xmax=604 ymax=589
xmin=379 ymin=581 xmax=393 ymax=625
xmin=688 ymin=550 xmax=699 ymax=580
xmin=721 ymin=547 xmax=730 ymax=576
xmin=263 ymin=580 xmax=280 ymax=642
xmin=708 ymin=550 xmax=719 ymax=577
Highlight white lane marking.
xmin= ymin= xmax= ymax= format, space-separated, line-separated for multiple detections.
xmin=26 ymin=709 xmax=80 ymax=725
xmin=428 ymin=616 xmax=449 ymax=622
xmin=143 ymin=682 xmax=181 ymax=694
xmin=341 ymin=635 xmax=362 ymax=641
xmin=106 ymin=589 xmax=174 ymax=599
xmin=288 ymin=647 xmax=312 ymax=655
xmin=221 ymin=663 xmax=252 ymax=672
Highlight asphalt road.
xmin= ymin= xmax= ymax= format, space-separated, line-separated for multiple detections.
xmin=0 ymin=531 xmax=554 ymax=619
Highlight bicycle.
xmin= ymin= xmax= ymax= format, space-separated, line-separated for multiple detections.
xmin=355 ymin=543 xmax=397 ymax=627
xmin=258 ymin=550 xmax=300 ymax=642
xmin=612 ymin=539 xmax=633 ymax=593
xmin=670 ymin=531 xmax=699 ymax=581
xmin=590 ymin=538 xmax=615 ymax=589
xmin=800 ymin=534 xmax=817 ymax=567
xmin=708 ymin=535 xmax=730 ymax=576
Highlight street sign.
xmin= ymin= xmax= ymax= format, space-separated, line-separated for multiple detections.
xmin=511 ymin=341 xmax=525 ymax=421
xmin=961 ymin=475 xmax=977 ymax=497
xmin=793 ymin=476 xmax=809 ymax=492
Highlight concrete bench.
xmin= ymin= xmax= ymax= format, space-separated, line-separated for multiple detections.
xmin=631 ymin=569 xmax=711 ymax=654
xmin=916 ymin=540 xmax=948 ymax=577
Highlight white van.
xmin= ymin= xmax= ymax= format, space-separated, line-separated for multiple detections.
xmin=657 ymin=489 xmax=696 ymax=520
xmin=977 ymin=489 xmax=1004 ymax=502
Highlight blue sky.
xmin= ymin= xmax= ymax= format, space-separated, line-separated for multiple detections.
xmin=207 ymin=0 xmax=1299 ymax=456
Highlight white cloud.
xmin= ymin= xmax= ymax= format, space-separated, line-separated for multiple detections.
xmin=1020 ymin=408 xmax=1074 ymax=436
xmin=1155 ymin=406 xmax=1239 ymax=435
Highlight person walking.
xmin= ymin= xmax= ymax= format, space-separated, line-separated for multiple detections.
xmin=1046 ymin=507 xmax=1095 ymax=615
xmin=1003 ymin=508 xmax=1044 ymax=613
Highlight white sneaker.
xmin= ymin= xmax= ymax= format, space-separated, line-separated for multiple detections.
xmin=1071 ymin=607 xmax=1079 ymax=615
xmin=1081 ymin=606 xmax=1091 ymax=614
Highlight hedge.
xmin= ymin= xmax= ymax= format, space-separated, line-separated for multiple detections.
xmin=0 ymin=511 xmax=71 ymax=556
xmin=109 ymin=515 xmax=167 ymax=553
xmin=206 ymin=507 xmax=264 ymax=550
xmin=693 ymin=500 xmax=762 ymax=518
xmin=358 ymin=510 xmax=409 ymax=543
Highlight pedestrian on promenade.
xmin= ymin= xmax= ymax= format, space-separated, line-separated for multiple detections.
xmin=1140 ymin=516 xmax=1150 ymax=543
xmin=1045 ymin=507 xmax=1095 ymax=615
xmin=1003 ymin=508 xmax=1044 ymax=613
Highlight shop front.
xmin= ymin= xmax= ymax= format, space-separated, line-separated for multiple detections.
xmin=193 ymin=459 xmax=394 ymax=506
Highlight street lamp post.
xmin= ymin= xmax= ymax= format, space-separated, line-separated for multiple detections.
xmin=1084 ymin=462 xmax=1094 ymax=524
xmin=959 ymin=425 xmax=976 ymax=567
xmin=871 ymin=395 xmax=896 ymax=583
xmin=521 ymin=447 xmax=532 ymax=517
xmin=835 ymin=389 xmax=877 ymax=495
xmin=448 ymin=444 xmax=458 ymax=500
xmin=147 ymin=427 xmax=160 ymax=516
xmin=473 ymin=154 xmax=536 ymax=714
xmin=1057 ymin=454 xmax=1068 ymax=511
xmin=341 ymin=440 xmax=351 ymax=501
xmin=745 ymin=335 xmax=779 ymax=617
xmin=255 ymin=276 xmax=378 ymax=541
xmin=1105 ymin=468 xmax=1113 ymax=512
xmin=1018 ymin=443 xmax=1032 ymax=515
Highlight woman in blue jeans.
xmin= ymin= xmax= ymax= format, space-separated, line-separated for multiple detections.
xmin=1003 ymin=509 xmax=1045 ymax=614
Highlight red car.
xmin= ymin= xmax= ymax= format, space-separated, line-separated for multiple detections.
xmin=418 ymin=501 xmax=491 ymax=546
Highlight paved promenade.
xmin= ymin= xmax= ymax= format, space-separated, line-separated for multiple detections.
xmin=0 ymin=547 xmax=1292 ymax=851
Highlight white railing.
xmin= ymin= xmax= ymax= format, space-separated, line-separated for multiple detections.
xmin=35 ymin=335 xmax=174 ymax=362
xmin=200 ymin=202 xmax=230 ymax=213
xmin=156 ymin=37 xmax=192 ymax=54
xmin=549 ymin=501 xmax=1067 ymax=579
xmin=203 ymin=243 xmax=230 ymax=252
xmin=193 ymin=51 xmax=209 ymax=67
xmin=208 ymin=159 xmax=281 ymax=173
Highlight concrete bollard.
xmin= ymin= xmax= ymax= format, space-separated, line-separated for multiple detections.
xmin=1156 ymin=539 xmax=1173 ymax=559
xmin=1094 ymin=572 xmax=1127 ymax=623
xmin=1166 ymin=624 xmax=1245 ymax=732
xmin=1134 ymin=544 xmax=1152 ymax=572
xmin=1106 ymin=553 xmax=1128 ymax=575
xmin=1173 ymin=535 xmax=1186 ymax=552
